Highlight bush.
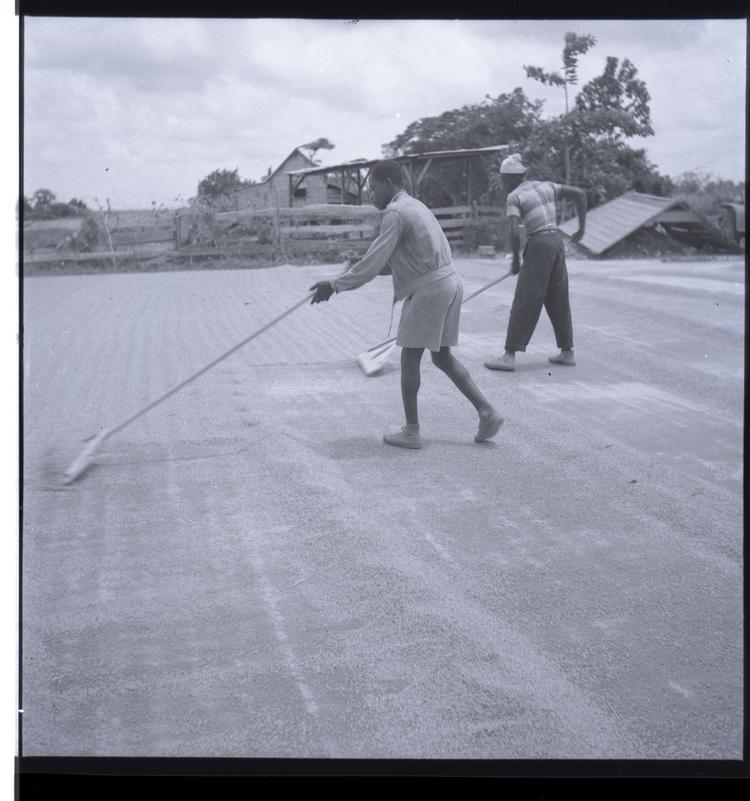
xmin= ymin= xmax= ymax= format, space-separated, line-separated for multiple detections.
xmin=26 ymin=202 xmax=89 ymax=221
xmin=256 ymin=217 xmax=274 ymax=245
xmin=65 ymin=217 xmax=101 ymax=252
xmin=671 ymin=172 xmax=744 ymax=218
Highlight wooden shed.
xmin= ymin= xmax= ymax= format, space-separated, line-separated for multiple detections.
xmin=285 ymin=145 xmax=509 ymax=207
xmin=235 ymin=148 xmax=359 ymax=210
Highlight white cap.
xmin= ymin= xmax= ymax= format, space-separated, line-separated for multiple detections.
xmin=500 ymin=153 xmax=527 ymax=175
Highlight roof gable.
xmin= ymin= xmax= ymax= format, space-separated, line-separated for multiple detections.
xmin=260 ymin=148 xmax=316 ymax=183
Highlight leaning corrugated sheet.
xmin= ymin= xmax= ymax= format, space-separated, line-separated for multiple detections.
xmin=558 ymin=192 xmax=679 ymax=255
xmin=559 ymin=191 xmax=743 ymax=255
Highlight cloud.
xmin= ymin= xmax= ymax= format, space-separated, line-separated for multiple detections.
xmin=22 ymin=17 xmax=746 ymax=209
xmin=26 ymin=17 xmax=220 ymax=93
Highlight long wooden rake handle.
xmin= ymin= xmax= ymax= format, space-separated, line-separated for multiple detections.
xmin=461 ymin=268 xmax=514 ymax=303
xmin=363 ymin=269 xmax=515 ymax=354
xmin=102 ymin=292 xmax=315 ymax=441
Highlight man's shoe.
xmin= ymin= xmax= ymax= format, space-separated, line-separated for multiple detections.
xmin=484 ymin=354 xmax=516 ymax=371
xmin=549 ymin=350 xmax=576 ymax=366
xmin=383 ymin=427 xmax=422 ymax=449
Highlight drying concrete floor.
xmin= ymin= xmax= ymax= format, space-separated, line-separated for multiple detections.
xmin=21 ymin=256 xmax=743 ymax=758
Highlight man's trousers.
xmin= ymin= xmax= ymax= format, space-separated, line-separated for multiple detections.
xmin=505 ymin=230 xmax=574 ymax=353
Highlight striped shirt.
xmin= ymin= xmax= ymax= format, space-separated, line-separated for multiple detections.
xmin=506 ymin=180 xmax=562 ymax=235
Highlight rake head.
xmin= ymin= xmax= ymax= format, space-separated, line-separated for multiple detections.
xmin=356 ymin=342 xmax=397 ymax=376
xmin=61 ymin=431 xmax=108 ymax=485
xmin=39 ymin=430 xmax=109 ymax=488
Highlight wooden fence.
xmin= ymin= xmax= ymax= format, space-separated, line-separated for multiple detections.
xmin=209 ymin=203 xmax=383 ymax=258
xmin=22 ymin=202 xmax=506 ymax=272
xmin=210 ymin=202 xmax=505 ymax=254
xmin=431 ymin=205 xmax=505 ymax=247
xmin=86 ymin=209 xmax=179 ymax=253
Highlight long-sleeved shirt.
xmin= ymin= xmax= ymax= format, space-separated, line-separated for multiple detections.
xmin=331 ymin=189 xmax=455 ymax=302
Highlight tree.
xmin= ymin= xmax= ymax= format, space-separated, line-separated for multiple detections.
xmin=384 ymin=88 xmax=542 ymax=156
xmin=525 ymin=32 xmax=597 ymax=117
xmin=196 ymin=168 xmax=246 ymax=202
xmin=521 ymin=34 xmax=663 ymax=209
xmin=575 ymin=56 xmax=654 ymax=139
xmin=514 ymin=114 xmax=669 ymax=208
xmin=525 ymin=32 xmax=597 ymax=197
xmin=614 ymin=147 xmax=672 ymax=196
xmin=300 ymin=137 xmax=335 ymax=164
xmin=380 ymin=36 xmax=665 ymax=211
xmin=515 ymin=118 xmax=670 ymax=208
xmin=382 ymin=89 xmax=544 ymax=206
xmin=24 ymin=189 xmax=91 ymax=219
xmin=32 ymin=188 xmax=56 ymax=210
xmin=670 ymin=171 xmax=745 ymax=216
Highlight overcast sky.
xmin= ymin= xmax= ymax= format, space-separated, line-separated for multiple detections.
xmin=23 ymin=17 xmax=746 ymax=210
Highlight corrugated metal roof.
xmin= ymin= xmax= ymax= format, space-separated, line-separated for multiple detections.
xmin=558 ymin=192 xmax=681 ymax=255
xmin=286 ymin=145 xmax=509 ymax=177
xmin=559 ymin=191 xmax=743 ymax=254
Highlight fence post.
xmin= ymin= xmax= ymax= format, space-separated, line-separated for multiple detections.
xmin=96 ymin=199 xmax=117 ymax=272
xmin=273 ymin=188 xmax=284 ymax=261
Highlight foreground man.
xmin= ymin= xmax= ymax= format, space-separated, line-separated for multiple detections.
xmin=310 ymin=159 xmax=503 ymax=449
xmin=485 ymin=153 xmax=586 ymax=372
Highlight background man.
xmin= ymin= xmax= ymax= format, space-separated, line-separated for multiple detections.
xmin=310 ymin=160 xmax=503 ymax=449
xmin=485 ymin=153 xmax=586 ymax=372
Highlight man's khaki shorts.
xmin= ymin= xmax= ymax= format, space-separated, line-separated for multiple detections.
xmin=396 ymin=273 xmax=463 ymax=352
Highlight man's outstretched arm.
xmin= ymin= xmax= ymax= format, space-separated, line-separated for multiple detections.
xmin=310 ymin=210 xmax=403 ymax=303
xmin=559 ymin=185 xmax=587 ymax=242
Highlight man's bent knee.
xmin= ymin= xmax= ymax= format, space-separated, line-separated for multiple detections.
xmin=430 ymin=347 xmax=452 ymax=369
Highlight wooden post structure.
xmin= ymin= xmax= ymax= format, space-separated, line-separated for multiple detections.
xmin=289 ymin=174 xmax=306 ymax=207
xmin=416 ymin=159 xmax=433 ymax=198
xmin=340 ymin=167 xmax=346 ymax=204
xmin=362 ymin=168 xmax=371 ymax=206
xmin=273 ymin=187 xmax=283 ymax=259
